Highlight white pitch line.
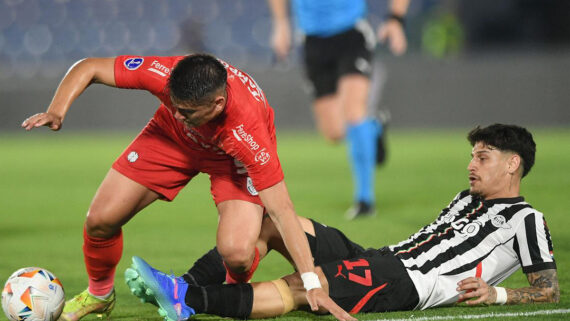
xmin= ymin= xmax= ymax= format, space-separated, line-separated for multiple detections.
xmin=367 ymin=308 xmax=570 ymax=321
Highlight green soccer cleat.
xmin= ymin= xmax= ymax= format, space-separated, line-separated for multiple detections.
xmin=125 ymin=266 xmax=158 ymax=306
xmin=125 ymin=256 xmax=194 ymax=321
xmin=58 ymin=289 xmax=115 ymax=321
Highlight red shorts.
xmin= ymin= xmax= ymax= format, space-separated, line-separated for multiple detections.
xmin=112 ymin=117 xmax=263 ymax=206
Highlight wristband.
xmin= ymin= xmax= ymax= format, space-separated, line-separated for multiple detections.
xmin=301 ymin=272 xmax=322 ymax=291
xmin=386 ymin=13 xmax=405 ymax=27
xmin=494 ymin=286 xmax=507 ymax=305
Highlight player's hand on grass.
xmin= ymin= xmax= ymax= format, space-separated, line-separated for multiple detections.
xmin=307 ymin=288 xmax=357 ymax=321
xmin=457 ymin=277 xmax=496 ymax=305
xmin=22 ymin=112 xmax=63 ymax=131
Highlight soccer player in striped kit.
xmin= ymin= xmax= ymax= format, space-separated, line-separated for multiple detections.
xmin=127 ymin=124 xmax=558 ymax=320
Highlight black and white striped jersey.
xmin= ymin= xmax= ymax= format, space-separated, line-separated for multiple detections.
xmin=388 ymin=190 xmax=556 ymax=310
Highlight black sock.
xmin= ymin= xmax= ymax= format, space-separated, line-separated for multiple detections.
xmin=186 ymin=283 xmax=253 ymax=319
xmin=182 ymin=247 xmax=226 ymax=286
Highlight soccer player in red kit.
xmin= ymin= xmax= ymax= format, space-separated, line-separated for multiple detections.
xmin=21 ymin=54 xmax=353 ymax=321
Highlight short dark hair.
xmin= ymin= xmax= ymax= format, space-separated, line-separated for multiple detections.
xmin=168 ymin=53 xmax=227 ymax=106
xmin=468 ymin=124 xmax=536 ymax=177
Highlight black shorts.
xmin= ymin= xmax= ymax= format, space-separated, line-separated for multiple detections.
xmin=320 ymin=248 xmax=419 ymax=314
xmin=303 ymin=22 xmax=375 ymax=98
xmin=307 ymin=219 xmax=366 ymax=265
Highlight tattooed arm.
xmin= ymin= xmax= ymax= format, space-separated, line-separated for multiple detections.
xmin=506 ymin=269 xmax=560 ymax=304
xmin=457 ymin=269 xmax=559 ymax=305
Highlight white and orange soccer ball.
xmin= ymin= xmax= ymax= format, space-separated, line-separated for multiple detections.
xmin=2 ymin=267 xmax=64 ymax=321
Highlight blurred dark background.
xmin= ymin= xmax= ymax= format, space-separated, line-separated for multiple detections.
xmin=1 ymin=0 xmax=569 ymax=131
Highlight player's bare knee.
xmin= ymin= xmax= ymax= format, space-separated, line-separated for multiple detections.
xmin=219 ymin=245 xmax=255 ymax=271
xmin=85 ymin=211 xmax=119 ymax=238
xmin=323 ymin=130 xmax=345 ymax=143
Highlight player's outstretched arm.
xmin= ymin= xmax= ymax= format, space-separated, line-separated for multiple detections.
xmin=258 ymin=181 xmax=356 ymax=321
xmin=508 ymin=269 xmax=560 ymax=304
xmin=457 ymin=269 xmax=559 ymax=305
xmin=21 ymin=57 xmax=116 ymax=131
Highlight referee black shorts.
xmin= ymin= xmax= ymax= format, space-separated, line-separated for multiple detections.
xmin=320 ymin=248 xmax=419 ymax=314
xmin=303 ymin=20 xmax=375 ymax=98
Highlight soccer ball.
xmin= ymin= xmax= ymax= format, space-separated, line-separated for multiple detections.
xmin=2 ymin=267 xmax=64 ymax=321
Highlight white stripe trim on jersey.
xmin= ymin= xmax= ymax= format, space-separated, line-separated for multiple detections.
xmin=514 ymin=207 xmax=537 ymax=267
xmin=367 ymin=308 xmax=570 ymax=321
xmin=533 ymin=210 xmax=552 ymax=263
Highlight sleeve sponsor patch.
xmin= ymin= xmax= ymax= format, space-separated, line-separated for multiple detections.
xmin=124 ymin=57 xmax=144 ymax=70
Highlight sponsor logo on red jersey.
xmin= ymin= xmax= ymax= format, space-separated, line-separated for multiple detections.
xmin=127 ymin=151 xmax=139 ymax=162
xmin=246 ymin=177 xmax=258 ymax=195
xmin=232 ymin=124 xmax=260 ymax=151
xmin=254 ymin=148 xmax=270 ymax=165
xmin=231 ymin=124 xmax=271 ymax=165
xmin=148 ymin=60 xmax=171 ymax=77
xmin=124 ymin=57 xmax=144 ymax=70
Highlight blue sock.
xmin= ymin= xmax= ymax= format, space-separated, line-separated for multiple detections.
xmin=346 ymin=118 xmax=379 ymax=204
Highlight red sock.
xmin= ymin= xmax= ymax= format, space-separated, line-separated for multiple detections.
xmin=225 ymin=247 xmax=260 ymax=284
xmin=83 ymin=227 xmax=123 ymax=296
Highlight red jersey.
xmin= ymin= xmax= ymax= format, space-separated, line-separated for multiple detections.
xmin=113 ymin=55 xmax=284 ymax=191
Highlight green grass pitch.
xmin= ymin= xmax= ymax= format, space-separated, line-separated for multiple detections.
xmin=1 ymin=128 xmax=568 ymax=321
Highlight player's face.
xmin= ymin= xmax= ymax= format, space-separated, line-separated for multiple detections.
xmin=171 ymin=96 xmax=225 ymax=128
xmin=467 ymin=142 xmax=515 ymax=200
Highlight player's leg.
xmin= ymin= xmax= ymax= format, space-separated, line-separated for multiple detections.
xmin=250 ymin=268 xmax=331 ymax=318
xmin=368 ymin=60 xmax=389 ymax=165
xmin=179 ymin=213 xmax=300 ymax=287
xmin=125 ymin=255 xmax=326 ymax=319
xmin=180 ymin=254 xmax=415 ymax=318
xmin=179 ymin=216 xmax=274 ymax=287
xmin=180 ymin=216 xmax=365 ymax=287
xmin=341 ymin=75 xmax=370 ymax=125
xmin=259 ymin=216 xmax=367 ymax=266
xmin=216 ymin=199 xmax=264 ymax=283
xmin=340 ymin=74 xmax=379 ymax=219
xmin=257 ymin=214 xmax=315 ymax=265
xmin=63 ymin=117 xmax=197 ymax=321
xmin=181 ymin=267 xmax=331 ymax=318
xmin=338 ymin=25 xmax=379 ymax=219
xmin=84 ymin=168 xmax=160 ymax=291
xmin=303 ymin=34 xmax=345 ymax=143
xmin=207 ymin=162 xmax=273 ymax=283
xmin=127 ymin=253 xmax=417 ymax=319
xmin=127 ymin=215 xmax=277 ymax=314
xmin=313 ymin=94 xmax=345 ymax=143
xmin=60 ymin=169 xmax=161 ymax=321
xmin=181 ymin=247 xmax=226 ymax=286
